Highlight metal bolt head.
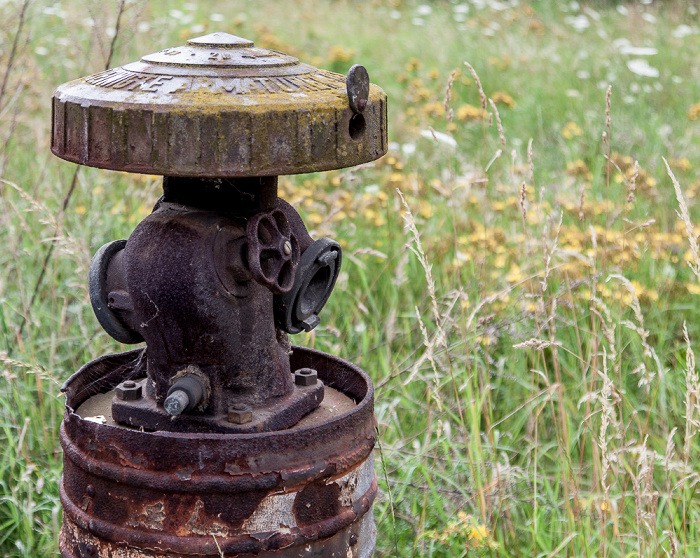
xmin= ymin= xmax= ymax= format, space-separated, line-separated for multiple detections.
xmin=228 ymin=404 xmax=252 ymax=424
xmin=115 ymin=380 xmax=142 ymax=401
xmin=164 ymin=390 xmax=190 ymax=416
xmin=294 ymin=368 xmax=318 ymax=386
xmin=283 ymin=240 xmax=292 ymax=256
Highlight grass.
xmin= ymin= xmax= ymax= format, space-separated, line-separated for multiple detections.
xmin=3 ymin=0 xmax=700 ymax=556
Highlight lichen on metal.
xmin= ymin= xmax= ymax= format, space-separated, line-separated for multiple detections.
xmin=51 ymin=32 xmax=388 ymax=178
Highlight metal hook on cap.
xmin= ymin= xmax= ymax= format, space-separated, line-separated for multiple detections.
xmin=346 ymin=64 xmax=370 ymax=114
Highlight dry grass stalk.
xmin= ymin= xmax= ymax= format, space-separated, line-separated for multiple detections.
xmin=212 ymin=535 xmax=225 ymax=558
xmin=682 ymin=321 xmax=699 ymax=463
xmin=444 ymin=69 xmax=456 ymax=126
xmin=665 ymin=157 xmax=700 ymax=281
xmin=466 ymin=288 xmax=512 ymax=331
xmin=664 ymin=427 xmax=678 ymax=551
xmin=512 ymin=338 xmax=561 ymax=350
xmin=627 ymin=160 xmax=639 ymax=204
xmin=485 ymin=149 xmax=502 ymax=172
xmin=664 ymin=529 xmax=678 ymax=558
xmin=598 ymin=349 xmax=615 ymax=511
xmin=416 ymin=308 xmax=445 ymax=438
xmin=464 ymin=61 xmax=487 ymax=110
xmin=105 ymin=0 xmax=128 ymax=71
xmin=608 ymin=274 xmax=664 ymax=390
xmin=578 ymin=184 xmax=586 ymax=222
xmin=589 ymin=296 xmax=617 ymax=362
xmin=608 ymin=275 xmax=646 ymax=340
xmin=414 ymin=308 xmax=445 ymax=549
xmin=630 ymin=436 xmax=656 ymax=545
xmin=488 ymin=98 xmax=506 ymax=146
xmin=397 ymin=189 xmax=441 ymax=329
xmin=540 ymin=211 xmax=562 ymax=293
xmin=604 ymin=85 xmax=612 ymax=146
xmin=519 ymin=182 xmax=527 ymax=222
xmin=590 ymin=224 xmax=598 ymax=252
xmin=0 ymin=0 xmax=30 ymax=113
xmin=527 ymin=138 xmax=535 ymax=185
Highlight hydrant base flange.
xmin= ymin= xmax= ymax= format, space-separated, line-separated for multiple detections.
xmin=112 ymin=376 xmax=325 ymax=433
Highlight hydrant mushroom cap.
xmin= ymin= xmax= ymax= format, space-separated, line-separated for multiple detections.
xmin=51 ymin=32 xmax=388 ymax=178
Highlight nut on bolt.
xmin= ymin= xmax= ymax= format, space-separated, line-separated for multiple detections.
xmin=228 ymin=403 xmax=252 ymax=424
xmin=116 ymin=380 xmax=142 ymax=401
xmin=294 ymin=368 xmax=318 ymax=386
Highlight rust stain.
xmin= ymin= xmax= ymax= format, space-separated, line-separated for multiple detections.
xmin=185 ymin=500 xmax=231 ymax=537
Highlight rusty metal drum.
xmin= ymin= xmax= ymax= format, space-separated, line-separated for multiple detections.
xmin=59 ymin=346 xmax=377 ymax=557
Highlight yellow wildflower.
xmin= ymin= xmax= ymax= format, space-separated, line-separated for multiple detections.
xmin=328 ymin=45 xmax=355 ymax=63
xmin=405 ymin=57 xmax=421 ymax=72
xmin=422 ymin=101 xmax=445 ymax=118
xmin=468 ymin=523 xmax=489 ymax=548
xmin=687 ymin=283 xmax=700 ymax=295
xmin=689 ymin=102 xmax=700 ymax=120
xmin=491 ymin=91 xmax=516 ymax=108
xmin=671 ymin=157 xmax=692 ymax=172
xmin=567 ymin=159 xmax=592 ymax=180
xmin=456 ymin=104 xmax=487 ymax=121
xmin=561 ymin=121 xmax=583 ymax=139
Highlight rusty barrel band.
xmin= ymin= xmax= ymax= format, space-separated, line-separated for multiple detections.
xmin=60 ymin=478 xmax=376 ymax=555
xmin=60 ymin=512 xmax=377 ymax=558
xmin=60 ymin=421 xmax=374 ymax=493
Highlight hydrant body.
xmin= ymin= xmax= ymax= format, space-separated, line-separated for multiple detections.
xmin=52 ymin=32 xmax=386 ymax=557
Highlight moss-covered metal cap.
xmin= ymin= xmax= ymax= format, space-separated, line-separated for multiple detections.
xmin=51 ymin=32 xmax=387 ymax=177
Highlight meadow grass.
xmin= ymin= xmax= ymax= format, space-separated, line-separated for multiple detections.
xmin=2 ymin=0 xmax=700 ymax=556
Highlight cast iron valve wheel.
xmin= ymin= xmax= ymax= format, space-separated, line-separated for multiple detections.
xmin=246 ymin=208 xmax=300 ymax=294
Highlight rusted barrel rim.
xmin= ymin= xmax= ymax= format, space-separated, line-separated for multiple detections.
xmin=61 ymin=346 xmax=375 ymax=494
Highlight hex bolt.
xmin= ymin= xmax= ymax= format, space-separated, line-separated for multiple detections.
xmin=228 ymin=403 xmax=252 ymax=424
xmin=294 ymin=368 xmax=318 ymax=386
xmin=116 ymin=380 xmax=142 ymax=401
xmin=283 ymin=240 xmax=292 ymax=255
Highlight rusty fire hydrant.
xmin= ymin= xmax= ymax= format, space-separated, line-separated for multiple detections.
xmin=52 ymin=32 xmax=386 ymax=557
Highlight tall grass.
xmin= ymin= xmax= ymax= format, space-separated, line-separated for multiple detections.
xmin=3 ymin=0 xmax=700 ymax=556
